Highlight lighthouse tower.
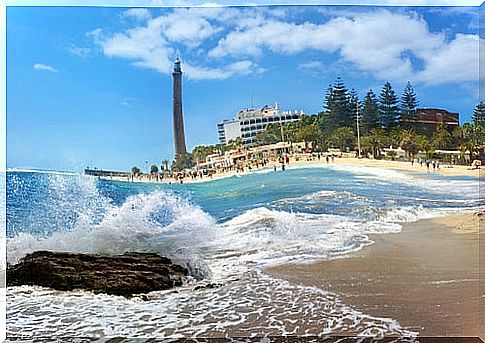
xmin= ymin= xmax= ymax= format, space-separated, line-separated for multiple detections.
xmin=172 ymin=57 xmax=187 ymax=157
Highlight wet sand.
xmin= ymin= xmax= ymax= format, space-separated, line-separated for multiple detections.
xmin=266 ymin=212 xmax=482 ymax=337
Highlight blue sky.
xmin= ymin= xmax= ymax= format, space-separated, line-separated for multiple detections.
xmin=6 ymin=4 xmax=481 ymax=172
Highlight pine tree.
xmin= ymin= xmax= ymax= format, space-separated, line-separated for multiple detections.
xmin=361 ymin=90 xmax=380 ymax=134
xmin=329 ymin=77 xmax=351 ymax=129
xmin=323 ymin=84 xmax=333 ymax=113
xmin=319 ymin=84 xmax=334 ymax=133
xmin=472 ymin=101 xmax=485 ymax=128
xmin=349 ymin=89 xmax=361 ymax=126
xmin=379 ymin=82 xmax=400 ymax=130
xmin=400 ymin=81 xmax=418 ymax=130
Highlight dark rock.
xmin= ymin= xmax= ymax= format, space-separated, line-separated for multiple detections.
xmin=7 ymin=251 xmax=188 ymax=297
xmin=193 ymin=282 xmax=223 ymax=291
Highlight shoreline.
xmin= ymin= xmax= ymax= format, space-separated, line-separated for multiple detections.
xmin=103 ymin=156 xmax=483 ymax=185
xmin=265 ymin=211 xmax=482 ymax=336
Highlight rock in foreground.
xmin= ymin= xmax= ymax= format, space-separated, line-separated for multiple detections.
xmin=7 ymin=251 xmax=188 ymax=297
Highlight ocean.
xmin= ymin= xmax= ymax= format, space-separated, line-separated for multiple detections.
xmin=5 ymin=164 xmax=480 ymax=339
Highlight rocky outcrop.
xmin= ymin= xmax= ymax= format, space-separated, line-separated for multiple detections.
xmin=7 ymin=251 xmax=188 ymax=297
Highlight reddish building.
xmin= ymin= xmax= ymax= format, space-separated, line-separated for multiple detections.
xmin=413 ymin=108 xmax=459 ymax=137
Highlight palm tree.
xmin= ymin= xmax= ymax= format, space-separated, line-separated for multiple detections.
xmin=361 ymin=128 xmax=387 ymax=158
xmin=283 ymin=120 xmax=300 ymax=142
xmin=256 ymin=124 xmax=280 ymax=146
xmin=131 ymin=166 xmax=141 ymax=175
xmin=296 ymin=123 xmax=322 ymax=149
xmin=432 ymin=124 xmax=452 ymax=150
xmin=416 ymin=135 xmax=434 ymax=159
xmin=386 ymin=150 xmax=398 ymax=161
xmin=227 ymin=137 xmax=244 ymax=150
xmin=161 ymin=159 xmax=170 ymax=172
xmin=400 ymin=130 xmax=420 ymax=160
xmin=150 ymin=164 xmax=159 ymax=174
xmin=330 ymin=127 xmax=355 ymax=152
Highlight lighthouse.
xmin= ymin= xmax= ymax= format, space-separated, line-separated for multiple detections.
xmin=172 ymin=57 xmax=187 ymax=157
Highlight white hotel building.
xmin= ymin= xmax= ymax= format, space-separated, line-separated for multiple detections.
xmin=217 ymin=103 xmax=304 ymax=146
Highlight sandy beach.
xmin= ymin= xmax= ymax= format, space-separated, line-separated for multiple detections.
xmin=106 ymin=156 xmax=483 ymax=185
xmin=267 ymin=211 xmax=482 ymax=337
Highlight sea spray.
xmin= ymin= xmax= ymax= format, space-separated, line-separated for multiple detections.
xmin=7 ymin=175 xmax=216 ymax=278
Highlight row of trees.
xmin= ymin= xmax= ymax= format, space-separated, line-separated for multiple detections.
xmin=255 ymin=97 xmax=485 ymax=161
xmin=320 ymin=78 xmax=420 ymax=135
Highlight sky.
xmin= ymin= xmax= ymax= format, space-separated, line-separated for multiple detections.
xmin=5 ymin=3 xmax=482 ymax=172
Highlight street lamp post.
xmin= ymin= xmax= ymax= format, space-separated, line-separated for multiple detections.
xmin=356 ymin=107 xmax=362 ymax=158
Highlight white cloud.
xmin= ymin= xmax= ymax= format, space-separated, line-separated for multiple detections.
xmin=149 ymin=8 xmax=222 ymax=47
xmin=184 ymin=60 xmax=263 ymax=80
xmin=125 ymin=0 xmax=482 ymax=5
xmin=208 ymin=9 xmax=478 ymax=85
xmin=414 ymin=33 xmax=478 ymax=84
xmin=91 ymin=7 xmax=478 ymax=85
xmin=94 ymin=25 xmax=174 ymax=74
xmin=67 ymin=46 xmax=92 ymax=58
xmin=298 ymin=60 xmax=324 ymax=70
xmin=122 ymin=8 xmax=152 ymax=21
xmin=33 ymin=63 xmax=59 ymax=73
xmin=91 ymin=7 xmax=259 ymax=79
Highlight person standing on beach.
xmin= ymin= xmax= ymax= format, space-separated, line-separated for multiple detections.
xmin=426 ymin=160 xmax=430 ymax=170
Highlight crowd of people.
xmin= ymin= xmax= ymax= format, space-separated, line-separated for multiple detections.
xmin=117 ymin=151 xmax=480 ymax=184
xmin=122 ymin=153 xmax=347 ymax=184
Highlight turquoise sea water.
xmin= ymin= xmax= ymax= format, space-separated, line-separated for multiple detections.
xmin=5 ymin=164 xmax=480 ymax=339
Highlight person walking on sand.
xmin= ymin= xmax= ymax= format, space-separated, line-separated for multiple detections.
xmin=432 ymin=161 xmax=436 ymax=171
xmin=426 ymin=160 xmax=430 ymax=170
xmin=326 ymin=155 xmax=329 ymax=163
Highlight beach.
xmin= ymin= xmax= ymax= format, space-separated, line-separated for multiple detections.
xmin=106 ymin=156 xmax=483 ymax=185
xmin=267 ymin=211 xmax=482 ymax=337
